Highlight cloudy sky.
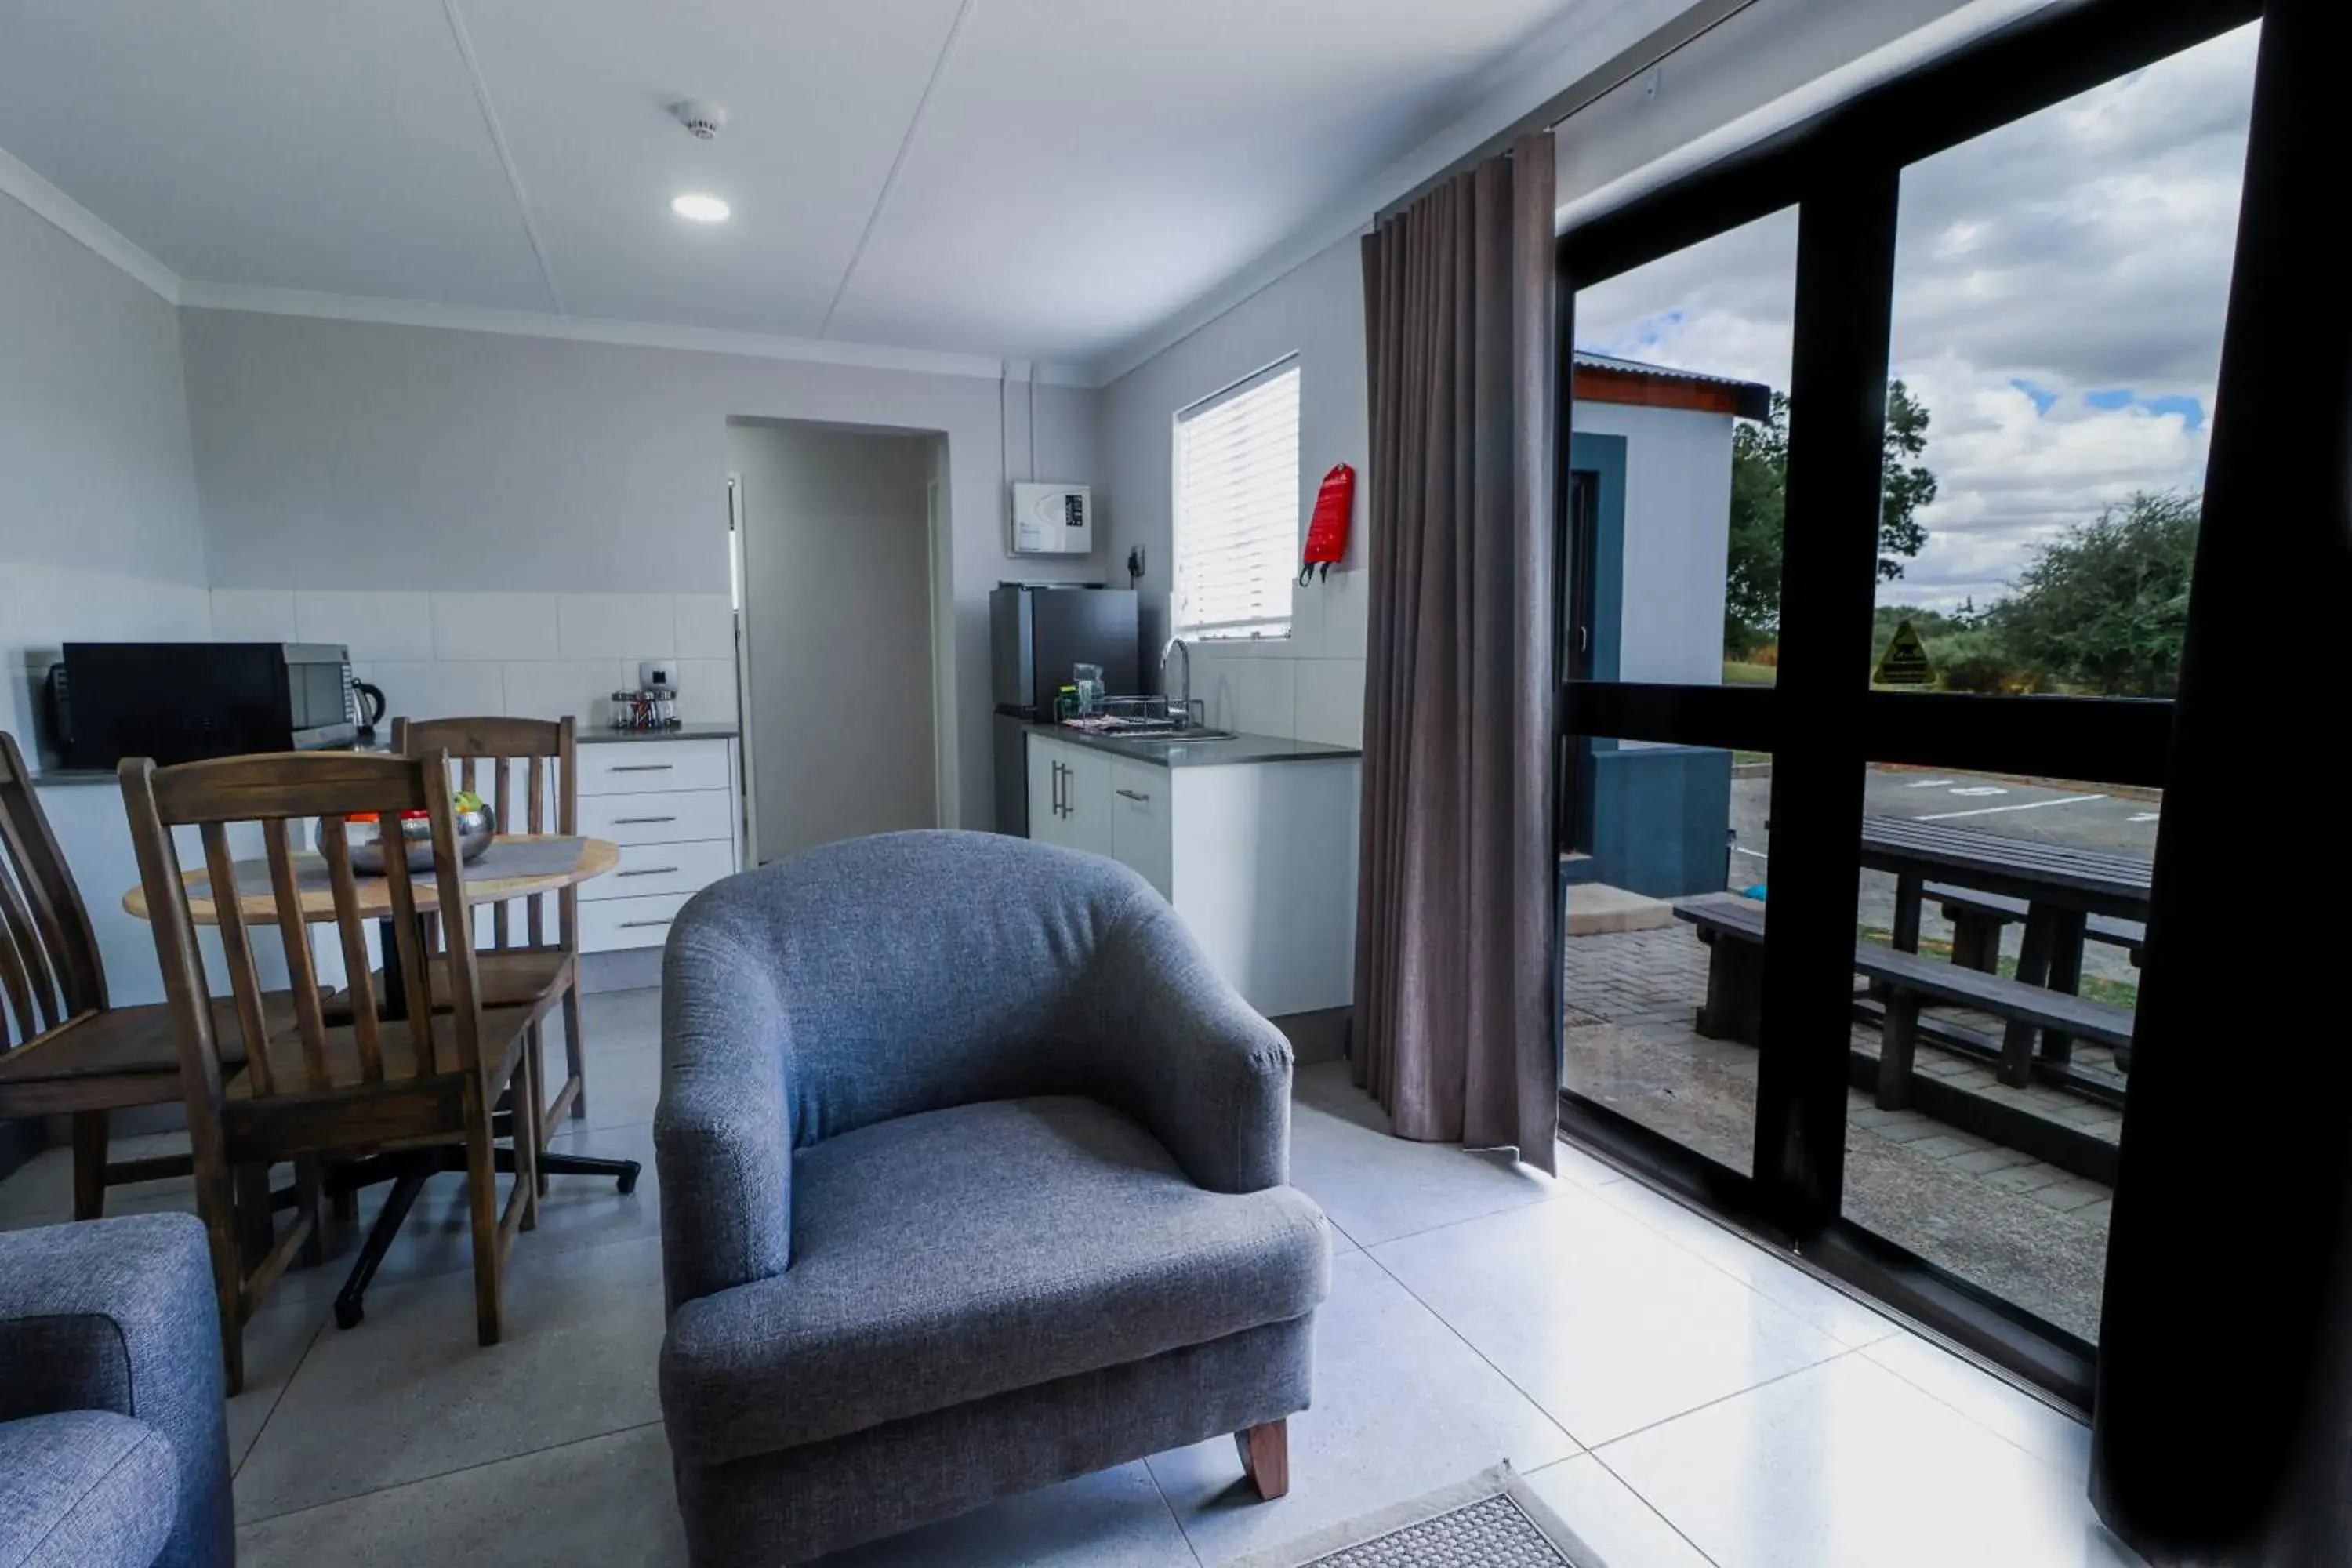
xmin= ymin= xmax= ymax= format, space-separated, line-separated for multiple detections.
xmin=1573 ymin=21 xmax=2260 ymax=612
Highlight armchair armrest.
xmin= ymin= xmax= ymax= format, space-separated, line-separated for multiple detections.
xmin=0 ymin=1213 xmax=233 ymax=1568
xmin=658 ymin=921 xmax=793 ymax=1311
xmin=1073 ymin=896 xmax=1294 ymax=1193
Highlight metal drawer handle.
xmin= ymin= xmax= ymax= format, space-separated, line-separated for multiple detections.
xmin=618 ymin=918 xmax=673 ymax=929
xmin=618 ymin=866 xmax=680 ymax=877
xmin=608 ymin=763 xmax=674 ymax=773
xmin=612 ymin=815 xmax=677 ymax=825
xmin=1116 ymin=789 xmax=1150 ymax=802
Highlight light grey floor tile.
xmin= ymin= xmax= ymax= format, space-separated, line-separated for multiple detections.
xmin=228 ymin=1294 xmax=333 ymax=1475
xmin=1598 ymin=1353 xmax=2143 ymax=1568
xmin=238 ymin=1421 xmax=684 ymax=1568
xmin=1589 ymin=1178 xmax=1901 ymax=1350
xmin=0 ymin=1131 xmax=185 ymax=1220
xmin=565 ymin=1034 xmax=665 ymax=1132
xmin=233 ymin=1233 xmax=666 ymax=1523
xmin=1862 ymin=1330 xmax=2092 ymax=1482
xmin=1523 ymin=1454 xmax=1715 ymax=1568
xmin=1370 ymin=1190 xmax=1849 ymax=1446
xmin=815 ymin=1462 xmax=1198 ymax=1568
xmin=575 ymin=985 xmax=661 ymax=1051
xmin=1149 ymin=1252 xmax=1577 ymax=1566
xmin=1288 ymin=1063 xmax=1557 ymax=1247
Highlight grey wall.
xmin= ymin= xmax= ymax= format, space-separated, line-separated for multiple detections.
xmin=1094 ymin=235 xmax=1372 ymax=747
xmin=729 ymin=422 xmax=939 ymax=862
xmin=177 ymin=309 xmax=1099 ymax=829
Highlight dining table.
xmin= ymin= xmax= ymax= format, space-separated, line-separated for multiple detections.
xmin=1860 ymin=815 xmax=2153 ymax=1076
xmin=120 ymin=830 xmax=637 ymax=1327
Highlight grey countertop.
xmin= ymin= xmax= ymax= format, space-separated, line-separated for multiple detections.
xmin=31 ymin=721 xmax=742 ymax=786
xmin=1025 ymin=722 xmax=1360 ymax=768
xmin=577 ymin=722 xmax=739 ymax=745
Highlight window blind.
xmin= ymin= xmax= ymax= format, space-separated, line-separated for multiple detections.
xmin=1174 ymin=359 xmax=1300 ymax=641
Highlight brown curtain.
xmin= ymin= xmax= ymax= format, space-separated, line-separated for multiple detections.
xmin=1352 ymin=133 xmax=1559 ymax=1173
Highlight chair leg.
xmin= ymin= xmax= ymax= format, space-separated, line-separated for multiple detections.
xmin=189 ymin=1152 xmax=247 ymax=1396
xmin=463 ymin=1076 xmax=504 ymax=1348
xmin=1235 ymin=1420 xmax=1289 ymax=1501
xmin=295 ymin=1159 xmax=327 ymax=1267
xmin=528 ymin=1024 xmax=551 ymax=1200
xmin=71 ymin=1110 xmax=108 ymax=1221
xmin=561 ymin=982 xmax=586 ymax=1123
xmin=514 ymin=1050 xmax=542 ymax=1232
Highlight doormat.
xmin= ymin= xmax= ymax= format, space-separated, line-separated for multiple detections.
xmin=1225 ymin=1464 xmax=1606 ymax=1568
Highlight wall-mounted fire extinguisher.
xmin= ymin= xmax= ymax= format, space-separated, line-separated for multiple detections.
xmin=1298 ymin=463 xmax=1356 ymax=585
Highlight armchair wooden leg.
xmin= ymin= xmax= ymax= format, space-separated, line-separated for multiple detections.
xmin=71 ymin=1111 xmax=108 ymax=1221
xmin=1235 ymin=1420 xmax=1289 ymax=1501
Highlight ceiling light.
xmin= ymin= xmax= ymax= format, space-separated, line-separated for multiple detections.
xmin=671 ymin=193 xmax=730 ymax=223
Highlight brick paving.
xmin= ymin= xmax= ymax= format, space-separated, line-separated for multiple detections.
xmin=1564 ymin=924 xmax=2116 ymax=1342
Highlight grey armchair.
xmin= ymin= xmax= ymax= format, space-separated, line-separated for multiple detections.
xmin=0 ymin=1213 xmax=234 ymax=1568
xmin=655 ymin=830 xmax=1330 ymax=1566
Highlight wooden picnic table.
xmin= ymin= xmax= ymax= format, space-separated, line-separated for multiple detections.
xmin=1860 ymin=816 xmax=2151 ymax=1084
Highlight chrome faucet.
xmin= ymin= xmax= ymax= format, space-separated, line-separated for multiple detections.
xmin=1160 ymin=636 xmax=1192 ymax=725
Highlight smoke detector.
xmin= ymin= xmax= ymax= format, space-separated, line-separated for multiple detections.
xmin=671 ymin=100 xmax=726 ymax=140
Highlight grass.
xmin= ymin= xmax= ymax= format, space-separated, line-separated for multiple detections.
xmin=1722 ymin=661 xmax=1778 ymax=687
xmin=1858 ymin=926 xmax=2140 ymax=1007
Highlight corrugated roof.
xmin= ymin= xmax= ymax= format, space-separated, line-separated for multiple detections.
xmin=1571 ymin=350 xmax=1775 ymax=421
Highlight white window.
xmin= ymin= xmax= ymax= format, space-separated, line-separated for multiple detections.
xmin=1174 ymin=358 xmax=1300 ymax=641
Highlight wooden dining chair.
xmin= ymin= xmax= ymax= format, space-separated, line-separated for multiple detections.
xmin=387 ymin=716 xmax=589 ymax=1188
xmin=120 ymin=749 xmax=541 ymax=1393
xmin=0 ymin=731 xmax=286 ymax=1214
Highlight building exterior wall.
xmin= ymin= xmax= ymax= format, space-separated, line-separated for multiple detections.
xmin=1572 ymin=399 xmax=1735 ymax=686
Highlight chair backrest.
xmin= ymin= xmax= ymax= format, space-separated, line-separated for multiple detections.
xmin=118 ymin=750 xmax=488 ymax=1104
xmin=0 ymin=731 xmax=107 ymax=1053
xmin=391 ymin=715 xmax=575 ymax=952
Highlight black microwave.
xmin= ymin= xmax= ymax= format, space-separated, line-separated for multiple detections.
xmin=49 ymin=642 xmax=358 ymax=768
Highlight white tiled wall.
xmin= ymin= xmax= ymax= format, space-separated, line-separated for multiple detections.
xmin=1185 ymin=568 xmax=1370 ymax=748
xmin=1 ymin=562 xmax=215 ymax=753
xmin=209 ymin=588 xmax=739 ymax=728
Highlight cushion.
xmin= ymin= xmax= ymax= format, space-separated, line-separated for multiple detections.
xmin=661 ymin=1095 xmax=1329 ymax=1466
xmin=0 ymin=1410 xmax=177 ymax=1568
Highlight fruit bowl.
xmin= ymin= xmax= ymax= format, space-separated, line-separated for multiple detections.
xmin=320 ymin=801 xmax=496 ymax=874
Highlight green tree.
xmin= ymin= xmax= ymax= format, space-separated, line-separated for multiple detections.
xmin=1988 ymin=491 xmax=2199 ymax=695
xmin=1722 ymin=381 xmax=1936 ymax=656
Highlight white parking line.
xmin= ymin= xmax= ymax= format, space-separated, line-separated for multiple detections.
xmin=1915 ymin=793 xmax=2107 ymax=822
xmin=1904 ymin=779 xmax=1959 ymax=788
xmin=2131 ymin=811 xmax=2160 ymax=823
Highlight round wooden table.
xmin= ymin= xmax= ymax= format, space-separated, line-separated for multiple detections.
xmin=120 ymin=833 xmax=619 ymax=924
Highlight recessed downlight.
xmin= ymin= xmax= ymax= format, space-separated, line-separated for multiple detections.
xmin=671 ymin=193 xmax=731 ymax=223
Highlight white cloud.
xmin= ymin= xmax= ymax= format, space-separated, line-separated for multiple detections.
xmin=1571 ymin=21 xmax=2259 ymax=615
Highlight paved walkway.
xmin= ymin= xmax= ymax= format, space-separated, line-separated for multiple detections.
xmin=1566 ymin=924 xmax=2115 ymax=1343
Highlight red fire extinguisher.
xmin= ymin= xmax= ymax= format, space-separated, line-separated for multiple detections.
xmin=1298 ymin=463 xmax=1356 ymax=584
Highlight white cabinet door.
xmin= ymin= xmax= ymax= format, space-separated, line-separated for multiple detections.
xmin=1058 ymin=747 xmax=1114 ymax=858
xmin=1109 ymin=759 xmax=1172 ymax=898
xmin=1026 ymin=737 xmax=1065 ymax=844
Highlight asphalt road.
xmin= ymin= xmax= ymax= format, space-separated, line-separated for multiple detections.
xmin=1727 ymin=765 xmax=2159 ymax=984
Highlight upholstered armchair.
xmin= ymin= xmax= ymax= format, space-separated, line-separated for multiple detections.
xmin=0 ymin=1213 xmax=234 ymax=1568
xmin=655 ymin=830 xmax=1330 ymax=1566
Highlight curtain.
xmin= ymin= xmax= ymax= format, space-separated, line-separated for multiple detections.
xmin=1352 ymin=133 xmax=1559 ymax=1173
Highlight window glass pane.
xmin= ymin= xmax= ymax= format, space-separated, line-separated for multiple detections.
xmin=1839 ymin=764 xmax=2154 ymax=1341
xmin=1870 ymin=23 xmax=2259 ymax=698
xmin=1174 ymin=361 xmax=1299 ymax=641
xmin=1573 ymin=208 xmax=1797 ymax=685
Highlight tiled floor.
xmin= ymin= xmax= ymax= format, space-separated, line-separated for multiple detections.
xmin=0 ymin=988 xmax=2144 ymax=1567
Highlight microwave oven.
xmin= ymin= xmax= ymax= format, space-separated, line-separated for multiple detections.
xmin=49 ymin=642 xmax=358 ymax=768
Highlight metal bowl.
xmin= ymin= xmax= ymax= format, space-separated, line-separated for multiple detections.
xmin=318 ymin=805 xmax=495 ymax=873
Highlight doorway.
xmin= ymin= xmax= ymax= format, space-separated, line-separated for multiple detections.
xmin=726 ymin=421 xmax=945 ymax=864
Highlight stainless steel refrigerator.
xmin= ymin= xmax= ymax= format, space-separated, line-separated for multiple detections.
xmin=990 ymin=584 xmax=1139 ymax=834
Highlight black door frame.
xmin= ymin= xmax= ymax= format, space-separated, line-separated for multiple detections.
xmin=1552 ymin=0 xmax=2270 ymax=1417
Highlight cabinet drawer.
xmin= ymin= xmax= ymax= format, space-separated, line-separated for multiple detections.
xmin=579 ymin=789 xmax=735 ymax=846
xmin=578 ymin=891 xmax=694 ymax=953
xmin=580 ymin=838 xmax=736 ymax=903
xmin=1109 ymin=759 xmax=1172 ymax=898
xmin=575 ymin=740 xmax=732 ymax=796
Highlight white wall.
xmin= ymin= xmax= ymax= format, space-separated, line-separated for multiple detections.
xmin=1 ymin=185 xmax=212 ymax=747
xmin=180 ymin=309 xmax=1099 ymax=829
xmin=729 ymin=422 xmax=939 ymax=862
xmin=1577 ymin=400 xmax=1734 ymax=686
xmin=1095 ymin=236 xmax=1372 ymax=747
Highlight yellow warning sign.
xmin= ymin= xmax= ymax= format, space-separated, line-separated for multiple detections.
xmin=1875 ymin=619 xmax=1934 ymax=685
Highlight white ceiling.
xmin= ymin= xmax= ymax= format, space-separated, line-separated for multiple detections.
xmin=0 ymin=0 xmax=1643 ymax=377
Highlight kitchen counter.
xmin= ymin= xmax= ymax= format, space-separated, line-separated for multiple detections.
xmin=1025 ymin=723 xmax=1359 ymax=768
xmin=578 ymin=722 xmax=740 ymax=745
